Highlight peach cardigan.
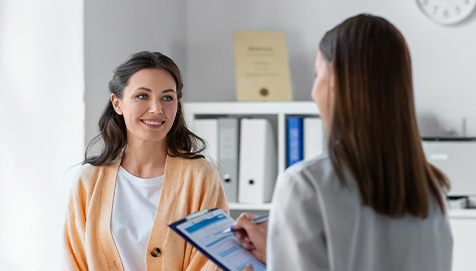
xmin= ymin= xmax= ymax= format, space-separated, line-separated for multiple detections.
xmin=63 ymin=155 xmax=229 ymax=271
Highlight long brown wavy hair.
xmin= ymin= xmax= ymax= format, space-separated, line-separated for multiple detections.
xmin=320 ymin=14 xmax=450 ymax=218
xmin=84 ymin=51 xmax=205 ymax=166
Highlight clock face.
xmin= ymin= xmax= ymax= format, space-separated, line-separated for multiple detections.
xmin=417 ymin=0 xmax=476 ymax=25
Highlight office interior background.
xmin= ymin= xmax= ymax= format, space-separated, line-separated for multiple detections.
xmin=1 ymin=0 xmax=476 ymax=270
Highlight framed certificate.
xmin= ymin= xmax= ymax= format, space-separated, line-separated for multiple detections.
xmin=233 ymin=31 xmax=293 ymax=101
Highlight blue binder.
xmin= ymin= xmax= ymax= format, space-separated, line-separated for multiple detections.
xmin=287 ymin=117 xmax=303 ymax=167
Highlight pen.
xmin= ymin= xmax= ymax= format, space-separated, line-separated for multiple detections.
xmin=222 ymin=213 xmax=269 ymax=234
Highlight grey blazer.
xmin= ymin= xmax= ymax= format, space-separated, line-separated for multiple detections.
xmin=267 ymin=152 xmax=453 ymax=271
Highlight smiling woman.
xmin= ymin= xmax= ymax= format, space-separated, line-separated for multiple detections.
xmin=111 ymin=68 xmax=179 ymax=167
xmin=86 ymin=51 xmax=206 ymax=166
xmin=63 ymin=51 xmax=229 ymax=271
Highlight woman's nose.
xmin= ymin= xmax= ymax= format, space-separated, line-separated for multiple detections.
xmin=148 ymin=100 xmax=163 ymax=114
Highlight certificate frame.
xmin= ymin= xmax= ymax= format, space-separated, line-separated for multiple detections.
xmin=233 ymin=31 xmax=293 ymax=101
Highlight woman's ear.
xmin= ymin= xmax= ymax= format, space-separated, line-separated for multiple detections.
xmin=111 ymin=94 xmax=123 ymax=115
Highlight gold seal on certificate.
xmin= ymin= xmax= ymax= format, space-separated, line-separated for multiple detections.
xmin=233 ymin=31 xmax=293 ymax=101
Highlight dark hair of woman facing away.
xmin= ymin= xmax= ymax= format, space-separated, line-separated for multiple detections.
xmin=320 ymin=14 xmax=450 ymax=218
xmin=84 ymin=51 xmax=205 ymax=166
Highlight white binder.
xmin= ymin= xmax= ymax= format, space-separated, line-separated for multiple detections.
xmin=238 ymin=118 xmax=277 ymax=203
xmin=304 ymin=117 xmax=324 ymax=160
xmin=218 ymin=118 xmax=240 ymax=202
xmin=193 ymin=119 xmax=218 ymax=163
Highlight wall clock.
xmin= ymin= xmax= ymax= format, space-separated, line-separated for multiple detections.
xmin=417 ymin=0 xmax=476 ymax=25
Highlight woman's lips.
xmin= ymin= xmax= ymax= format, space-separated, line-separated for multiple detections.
xmin=141 ymin=119 xmax=165 ymax=126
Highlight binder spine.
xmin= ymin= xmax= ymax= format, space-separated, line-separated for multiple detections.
xmin=193 ymin=119 xmax=218 ymax=163
xmin=218 ymin=118 xmax=239 ymax=203
xmin=303 ymin=117 xmax=324 ymax=160
xmin=287 ymin=117 xmax=303 ymax=167
xmin=238 ymin=118 xmax=277 ymax=203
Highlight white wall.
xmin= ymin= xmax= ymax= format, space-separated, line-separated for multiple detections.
xmin=0 ymin=1 xmax=84 ymax=270
xmin=84 ymin=0 xmax=187 ymax=145
xmin=450 ymin=214 xmax=476 ymax=271
xmin=184 ymin=0 xmax=476 ymax=137
xmin=85 ymin=1 xmax=476 ymax=138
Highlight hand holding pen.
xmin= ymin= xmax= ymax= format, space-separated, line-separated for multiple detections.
xmin=222 ymin=213 xmax=269 ymax=233
xmin=231 ymin=213 xmax=268 ymax=265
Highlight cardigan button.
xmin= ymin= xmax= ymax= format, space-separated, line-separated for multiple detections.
xmin=150 ymin=247 xmax=161 ymax=257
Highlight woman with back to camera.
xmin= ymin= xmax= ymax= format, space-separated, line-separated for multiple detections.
xmin=63 ymin=51 xmax=228 ymax=271
xmin=235 ymin=14 xmax=453 ymax=271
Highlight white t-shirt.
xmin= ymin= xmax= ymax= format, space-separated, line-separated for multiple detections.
xmin=111 ymin=166 xmax=164 ymax=271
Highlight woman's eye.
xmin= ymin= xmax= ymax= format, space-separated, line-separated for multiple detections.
xmin=137 ymin=94 xmax=148 ymax=99
xmin=163 ymin=96 xmax=173 ymax=102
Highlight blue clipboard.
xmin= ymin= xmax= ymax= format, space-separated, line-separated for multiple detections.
xmin=169 ymin=208 xmax=266 ymax=271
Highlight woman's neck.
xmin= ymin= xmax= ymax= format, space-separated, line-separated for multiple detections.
xmin=121 ymin=138 xmax=167 ymax=179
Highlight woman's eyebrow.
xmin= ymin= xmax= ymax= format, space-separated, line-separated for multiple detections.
xmin=132 ymin=87 xmax=152 ymax=93
xmin=132 ymin=87 xmax=176 ymax=93
xmin=162 ymin=89 xmax=176 ymax=94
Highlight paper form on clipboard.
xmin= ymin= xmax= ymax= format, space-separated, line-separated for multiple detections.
xmin=169 ymin=208 xmax=266 ymax=271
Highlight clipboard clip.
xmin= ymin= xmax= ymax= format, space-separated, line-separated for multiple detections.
xmin=185 ymin=209 xmax=214 ymax=224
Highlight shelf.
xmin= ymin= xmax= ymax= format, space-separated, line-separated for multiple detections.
xmin=448 ymin=209 xmax=476 ymax=219
xmin=183 ymin=101 xmax=320 ymax=212
xmin=183 ymin=101 xmax=320 ymax=175
xmin=183 ymin=101 xmax=319 ymax=116
xmin=228 ymin=203 xmax=272 ymax=211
